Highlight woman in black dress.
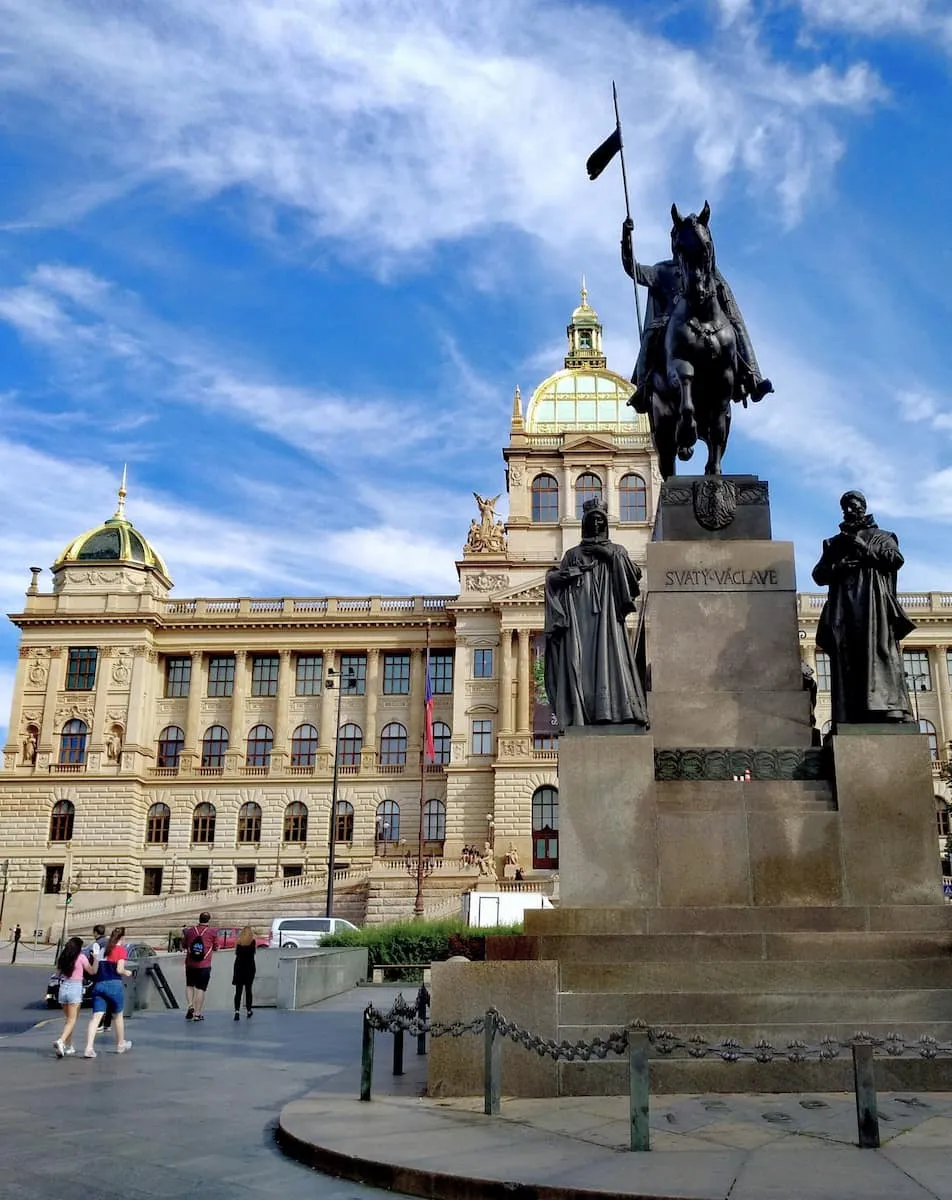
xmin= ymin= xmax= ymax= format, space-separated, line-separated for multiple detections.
xmin=232 ymin=926 xmax=257 ymax=1020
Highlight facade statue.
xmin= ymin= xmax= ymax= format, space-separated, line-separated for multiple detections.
xmin=465 ymin=492 xmax=507 ymax=554
xmin=544 ymin=498 xmax=649 ymax=728
xmin=505 ymin=844 xmax=519 ymax=867
xmin=812 ymin=491 xmax=915 ymax=727
xmin=477 ymin=842 xmax=497 ymax=880
xmin=104 ymin=729 xmax=123 ymax=761
xmin=620 ymin=207 xmax=773 ymax=479
xmin=21 ymin=729 xmax=37 ymax=764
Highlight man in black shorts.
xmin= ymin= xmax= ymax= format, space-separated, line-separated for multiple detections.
xmin=182 ymin=911 xmax=218 ymax=1021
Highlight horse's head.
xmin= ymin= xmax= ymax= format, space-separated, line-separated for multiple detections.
xmin=671 ymin=201 xmax=716 ymax=305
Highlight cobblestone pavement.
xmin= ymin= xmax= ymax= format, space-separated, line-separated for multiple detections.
xmin=0 ymin=983 xmax=413 ymax=1200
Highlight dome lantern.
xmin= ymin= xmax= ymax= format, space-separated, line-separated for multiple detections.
xmin=565 ymin=276 xmax=606 ymax=369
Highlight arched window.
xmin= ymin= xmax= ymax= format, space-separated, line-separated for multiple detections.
xmin=146 ymin=802 xmax=170 ymax=845
xmin=191 ymin=802 xmax=216 ymax=844
xmin=532 ymin=786 xmax=559 ymax=869
xmin=237 ymin=801 xmax=261 ymax=844
xmin=59 ymin=719 xmax=88 ymax=766
xmin=531 ymin=473 xmax=559 ymax=523
xmin=380 ymin=722 xmax=408 ymax=766
xmin=283 ymin=801 xmax=308 ymax=843
xmin=338 ymin=723 xmax=363 ymax=766
xmin=574 ymin=472 xmax=603 ymax=519
xmin=376 ymin=800 xmax=400 ymax=844
xmin=619 ymin=473 xmax=648 ymax=522
xmin=335 ymin=800 xmax=355 ymax=842
xmin=290 ymin=723 xmax=319 ymax=768
xmin=423 ymin=798 xmax=446 ymax=842
xmin=920 ymin=718 xmax=938 ymax=760
xmin=201 ymin=725 xmax=229 ymax=768
xmin=157 ymin=725 xmax=185 ymax=769
xmin=246 ymin=724 xmax=274 ymax=768
xmin=49 ymin=799 xmax=75 ymax=842
xmin=432 ymin=721 xmax=451 ymax=765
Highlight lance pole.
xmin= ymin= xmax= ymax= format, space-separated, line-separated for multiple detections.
xmin=612 ymin=81 xmax=643 ymax=341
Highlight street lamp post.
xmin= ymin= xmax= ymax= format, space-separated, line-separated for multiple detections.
xmin=325 ymin=664 xmax=357 ymax=918
xmin=0 ymin=859 xmax=9 ymax=937
xmin=905 ymin=672 xmax=929 ymax=725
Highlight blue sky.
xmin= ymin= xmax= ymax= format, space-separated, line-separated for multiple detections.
xmin=0 ymin=0 xmax=951 ymax=730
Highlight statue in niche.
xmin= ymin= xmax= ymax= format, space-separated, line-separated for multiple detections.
xmin=505 ymin=844 xmax=519 ymax=867
xmin=21 ymin=728 xmax=37 ymax=764
xmin=477 ymin=843 xmax=497 ymax=880
xmin=544 ymin=498 xmax=649 ymax=728
xmin=812 ymin=491 xmax=915 ymax=727
xmin=104 ymin=728 xmax=123 ymax=761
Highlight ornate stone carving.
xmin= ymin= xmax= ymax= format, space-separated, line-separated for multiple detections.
xmin=693 ymin=477 xmax=737 ymax=531
xmin=654 ymin=747 xmax=830 ymax=782
xmin=465 ymin=492 xmax=507 ymax=555
xmin=22 ymin=710 xmax=42 ymax=725
xmin=48 ymin=647 xmax=63 ymax=658
xmin=19 ymin=646 xmax=31 ymax=659
xmin=509 ymin=463 xmax=525 ymax=485
xmin=498 ymin=735 xmax=531 ymax=759
xmin=27 ymin=650 xmax=49 ymax=686
xmin=664 ymin=481 xmax=768 ymax=509
xmin=54 ymin=702 xmax=94 ymax=727
xmin=466 ymin=682 xmax=497 ymax=697
xmin=111 ymin=652 xmax=133 ymax=685
xmin=465 ymin=572 xmax=509 ymax=593
xmin=104 ymin=729 xmax=123 ymax=761
xmin=20 ymin=728 xmax=37 ymax=764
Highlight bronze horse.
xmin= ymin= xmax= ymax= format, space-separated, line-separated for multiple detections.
xmin=652 ymin=203 xmax=736 ymax=479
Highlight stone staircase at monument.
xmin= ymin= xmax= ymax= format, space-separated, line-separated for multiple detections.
xmin=520 ymin=903 xmax=952 ymax=1093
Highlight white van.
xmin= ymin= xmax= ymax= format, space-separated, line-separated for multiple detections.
xmin=269 ymin=916 xmax=358 ymax=949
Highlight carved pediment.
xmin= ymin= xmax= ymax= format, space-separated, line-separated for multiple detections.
xmin=495 ymin=575 xmax=548 ymax=605
xmin=561 ymin=432 xmax=617 ymax=454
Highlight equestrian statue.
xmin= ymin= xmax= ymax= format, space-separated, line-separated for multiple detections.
xmin=621 ymin=204 xmax=773 ymax=480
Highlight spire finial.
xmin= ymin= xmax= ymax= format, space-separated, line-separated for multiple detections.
xmin=580 ymin=274 xmax=588 ymax=307
xmin=512 ymin=383 xmax=522 ymax=419
xmin=115 ymin=464 xmax=128 ymax=520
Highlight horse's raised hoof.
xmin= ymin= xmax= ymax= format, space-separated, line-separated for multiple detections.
xmin=677 ymin=445 xmax=694 ymax=462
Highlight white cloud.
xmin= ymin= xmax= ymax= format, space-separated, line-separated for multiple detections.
xmin=0 ymin=0 xmax=884 ymax=250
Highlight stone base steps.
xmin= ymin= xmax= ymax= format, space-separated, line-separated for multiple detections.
xmin=560 ymin=957 xmax=952 ymax=991
xmin=556 ymin=1055 xmax=952 ymax=1096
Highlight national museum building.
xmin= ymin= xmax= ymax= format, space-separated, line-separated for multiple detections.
xmin=2 ymin=291 xmax=950 ymax=933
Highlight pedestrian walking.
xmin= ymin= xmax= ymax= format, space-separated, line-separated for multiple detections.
xmin=182 ymin=911 xmax=218 ymax=1022
xmin=82 ymin=926 xmax=133 ymax=1058
xmin=84 ymin=925 xmax=112 ymax=1034
xmin=232 ymin=926 xmax=256 ymax=1021
xmin=53 ymin=935 xmax=95 ymax=1058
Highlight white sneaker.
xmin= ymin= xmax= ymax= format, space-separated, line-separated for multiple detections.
xmin=83 ymin=1048 xmax=96 ymax=1059
xmin=64 ymin=1045 xmax=76 ymax=1056
xmin=53 ymin=1039 xmax=65 ymax=1058
xmin=117 ymin=1040 xmax=132 ymax=1054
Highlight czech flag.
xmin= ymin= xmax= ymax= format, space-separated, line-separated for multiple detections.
xmin=424 ymin=650 xmax=435 ymax=763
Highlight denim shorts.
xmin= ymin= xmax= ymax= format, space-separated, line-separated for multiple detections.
xmin=58 ymin=979 xmax=83 ymax=1007
xmin=91 ymin=980 xmax=124 ymax=1015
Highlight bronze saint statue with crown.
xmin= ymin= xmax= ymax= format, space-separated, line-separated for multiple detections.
xmin=543 ymin=498 xmax=649 ymax=728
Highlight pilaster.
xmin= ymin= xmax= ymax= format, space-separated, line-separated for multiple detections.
xmin=499 ymin=628 xmax=514 ymax=734
xmin=516 ymin=629 xmax=531 ymax=735
xmin=38 ymin=648 xmax=65 ymax=755
xmin=929 ymin=645 xmax=952 ymax=756
xmin=271 ymin=649 xmax=293 ymax=772
xmin=181 ymin=649 xmax=205 ymax=770
xmin=230 ymin=650 xmax=248 ymax=764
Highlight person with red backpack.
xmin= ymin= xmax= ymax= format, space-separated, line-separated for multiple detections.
xmin=182 ymin=911 xmax=218 ymax=1022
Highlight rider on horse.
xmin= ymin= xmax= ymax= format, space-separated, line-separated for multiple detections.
xmin=621 ymin=216 xmax=773 ymax=414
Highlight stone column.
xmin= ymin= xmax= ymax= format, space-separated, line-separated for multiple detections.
xmin=408 ymin=647 xmax=425 ymax=758
xmin=364 ymin=648 xmax=380 ymax=757
xmin=516 ymin=629 xmax=531 ymax=735
xmin=319 ymin=650 xmax=337 ymax=752
xmin=930 ymin=645 xmax=952 ymax=757
xmin=272 ymin=649 xmax=293 ymax=771
xmin=230 ymin=650 xmax=248 ymax=765
xmin=38 ymin=648 xmax=65 ymax=755
xmin=5 ymin=647 xmax=34 ymax=759
xmin=90 ymin=648 xmax=112 ymax=764
xmin=124 ymin=646 xmax=156 ymax=757
xmin=560 ymin=465 xmax=573 ymax=521
xmin=182 ymin=650 xmax=205 ymax=768
xmin=498 ymin=628 xmax=514 ymax=734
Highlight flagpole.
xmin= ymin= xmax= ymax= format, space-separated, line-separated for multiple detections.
xmin=612 ymin=81 xmax=643 ymax=341
xmin=414 ymin=619 xmax=432 ymax=917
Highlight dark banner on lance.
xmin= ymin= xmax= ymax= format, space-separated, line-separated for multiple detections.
xmin=532 ymin=633 xmax=560 ymax=737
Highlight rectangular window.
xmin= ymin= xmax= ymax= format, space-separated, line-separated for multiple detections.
xmin=65 ymin=647 xmax=98 ymax=691
xmin=164 ymin=656 xmax=192 ymax=698
xmin=251 ymin=654 xmax=279 ymax=697
xmin=282 ymin=864 xmax=303 ymax=879
xmin=189 ymin=866 xmax=209 ymax=893
xmin=339 ymin=654 xmax=367 ymax=695
xmin=814 ymin=652 xmax=831 ymax=692
xmin=429 ymin=651 xmax=454 ymax=694
xmin=473 ymin=648 xmax=494 ymax=678
xmin=44 ymin=864 xmax=64 ymax=895
xmin=471 ymin=719 xmax=493 ymax=755
xmin=533 ymin=733 xmax=559 ymax=752
xmin=383 ymin=653 xmax=411 ymax=695
xmin=236 ymin=865 xmax=256 ymax=886
xmin=143 ymin=867 xmax=163 ymax=896
xmin=207 ymin=655 xmax=235 ymax=697
xmin=903 ymin=649 xmax=932 ymax=692
xmin=947 ymin=650 xmax=952 ymax=692
xmin=295 ymin=654 xmax=323 ymax=696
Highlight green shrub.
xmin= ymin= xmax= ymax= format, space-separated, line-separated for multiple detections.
xmin=322 ymin=917 xmax=523 ymax=969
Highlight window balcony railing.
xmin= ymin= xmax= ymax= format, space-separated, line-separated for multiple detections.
xmin=150 ymin=766 xmax=180 ymax=777
xmin=379 ymin=763 xmax=406 ymax=775
xmin=532 ymin=749 xmax=559 ymax=761
xmin=198 ymin=766 xmax=224 ymax=777
xmin=425 ymin=763 xmax=446 ymax=775
xmin=54 ymin=763 xmax=86 ymax=773
xmin=338 ymin=764 xmax=360 ymax=776
xmin=242 ymin=765 xmax=270 ymax=777
xmin=289 ymin=764 xmax=317 ymax=775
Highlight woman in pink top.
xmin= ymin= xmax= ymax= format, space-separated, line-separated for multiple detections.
xmin=54 ymin=936 xmax=95 ymax=1058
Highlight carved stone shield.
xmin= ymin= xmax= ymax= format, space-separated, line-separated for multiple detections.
xmin=693 ymin=477 xmax=737 ymax=531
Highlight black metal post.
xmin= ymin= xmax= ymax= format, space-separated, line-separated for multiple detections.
xmin=360 ymin=1009 xmax=375 ymax=1102
xmin=416 ymin=984 xmax=429 ymax=1056
xmin=483 ymin=1009 xmax=501 ymax=1116
xmin=852 ymin=1042 xmax=880 ymax=1149
xmin=392 ymin=1026 xmax=405 ymax=1076
xmin=0 ymin=858 xmax=9 ymax=938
